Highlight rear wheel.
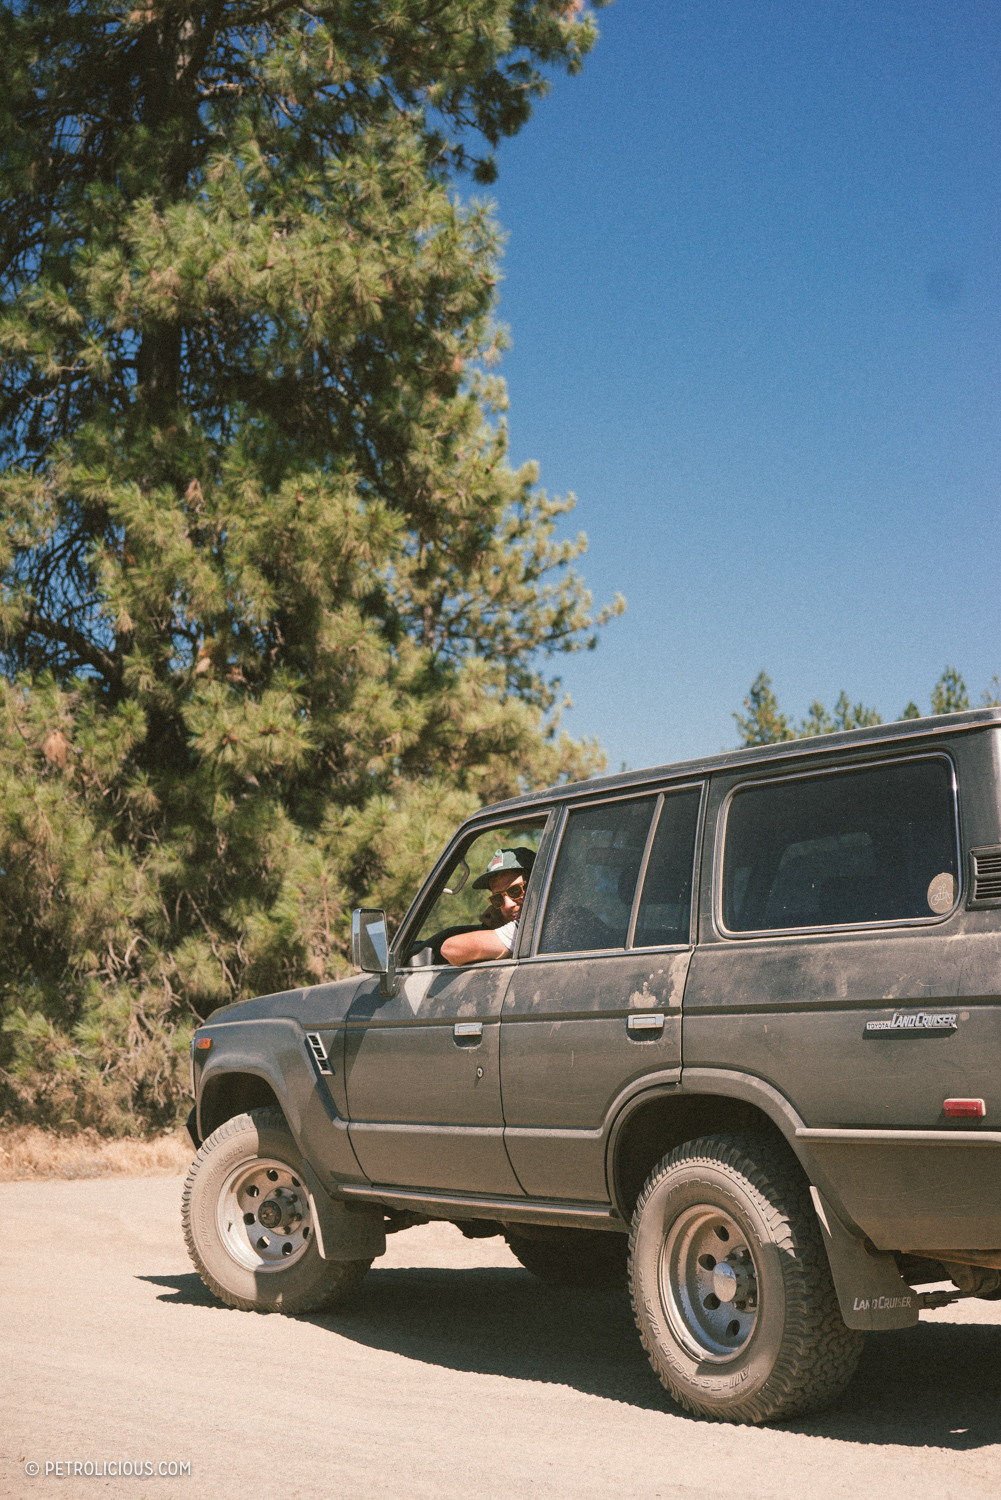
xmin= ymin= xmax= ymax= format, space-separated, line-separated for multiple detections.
xmin=182 ymin=1107 xmax=372 ymax=1314
xmin=504 ymin=1225 xmax=628 ymax=1288
xmin=629 ymin=1134 xmax=863 ymax=1424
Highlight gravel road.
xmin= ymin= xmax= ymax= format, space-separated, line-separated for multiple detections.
xmin=3 ymin=1175 xmax=1001 ymax=1499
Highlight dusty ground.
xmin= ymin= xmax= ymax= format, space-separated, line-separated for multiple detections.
xmin=2 ymin=1175 xmax=1001 ymax=1500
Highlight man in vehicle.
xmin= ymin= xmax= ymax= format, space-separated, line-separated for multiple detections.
xmin=440 ymin=847 xmax=535 ymax=965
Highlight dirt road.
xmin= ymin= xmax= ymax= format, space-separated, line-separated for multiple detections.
xmin=2 ymin=1176 xmax=1001 ymax=1499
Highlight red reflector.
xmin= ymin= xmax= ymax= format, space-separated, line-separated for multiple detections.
xmin=943 ymin=1097 xmax=985 ymax=1118
xmin=195 ymin=1037 xmax=212 ymax=1051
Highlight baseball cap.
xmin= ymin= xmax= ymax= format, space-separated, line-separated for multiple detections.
xmin=472 ymin=847 xmax=537 ymax=890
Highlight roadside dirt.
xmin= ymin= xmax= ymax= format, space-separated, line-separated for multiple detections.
xmin=2 ymin=1176 xmax=1001 ymax=1499
xmin=0 ymin=1127 xmax=191 ymax=1181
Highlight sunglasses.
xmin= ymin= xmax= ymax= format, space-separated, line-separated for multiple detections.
xmin=487 ymin=879 xmax=527 ymax=906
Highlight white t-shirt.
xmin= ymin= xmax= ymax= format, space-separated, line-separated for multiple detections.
xmin=493 ymin=920 xmax=518 ymax=954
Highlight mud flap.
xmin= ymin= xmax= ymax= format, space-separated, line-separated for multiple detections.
xmin=810 ymin=1187 xmax=918 ymax=1330
xmin=299 ymin=1161 xmax=387 ymax=1261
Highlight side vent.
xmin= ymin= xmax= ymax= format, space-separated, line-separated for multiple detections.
xmin=305 ymin=1031 xmax=333 ymax=1074
xmin=969 ymin=847 xmax=1001 ymax=907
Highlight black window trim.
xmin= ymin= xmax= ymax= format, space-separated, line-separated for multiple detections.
xmin=713 ymin=751 xmax=962 ymax=942
xmin=527 ymin=781 xmax=705 ymax=961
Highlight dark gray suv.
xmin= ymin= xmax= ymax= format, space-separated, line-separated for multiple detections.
xmin=183 ymin=708 xmax=1001 ymax=1424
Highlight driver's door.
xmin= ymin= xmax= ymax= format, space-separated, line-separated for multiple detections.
xmin=343 ymin=814 xmax=549 ymax=1194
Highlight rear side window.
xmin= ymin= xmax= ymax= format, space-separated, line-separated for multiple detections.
xmin=539 ymin=797 xmax=655 ymax=953
xmin=720 ymin=757 xmax=959 ymax=934
xmin=633 ymin=789 xmax=702 ymax=948
xmin=537 ymin=788 xmax=702 ymax=954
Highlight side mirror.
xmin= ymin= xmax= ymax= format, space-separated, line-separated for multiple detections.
xmin=351 ymin=909 xmax=399 ymax=995
xmin=352 ymin=908 xmax=389 ymax=972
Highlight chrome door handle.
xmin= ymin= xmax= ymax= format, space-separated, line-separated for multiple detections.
xmin=453 ymin=1020 xmax=483 ymax=1041
xmin=627 ymin=1013 xmax=665 ymax=1034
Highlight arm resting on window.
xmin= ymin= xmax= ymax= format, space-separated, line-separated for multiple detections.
xmin=441 ymin=928 xmax=511 ymax=966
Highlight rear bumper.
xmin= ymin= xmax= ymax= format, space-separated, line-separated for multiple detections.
xmin=796 ymin=1128 xmax=1001 ymax=1251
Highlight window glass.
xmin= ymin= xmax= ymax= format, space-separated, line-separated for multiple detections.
xmin=721 ymin=758 xmax=958 ymax=934
xmin=632 ymin=789 xmax=701 ymax=947
xmin=539 ymin=798 xmax=656 ymax=954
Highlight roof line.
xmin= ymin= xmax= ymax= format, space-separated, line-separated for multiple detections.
xmin=477 ymin=707 xmax=1001 ymax=818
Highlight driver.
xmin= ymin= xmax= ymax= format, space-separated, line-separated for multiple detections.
xmin=440 ymin=848 xmax=536 ymax=966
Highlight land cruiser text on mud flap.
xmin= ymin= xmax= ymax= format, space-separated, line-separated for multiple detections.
xmin=182 ymin=708 xmax=1001 ymax=1425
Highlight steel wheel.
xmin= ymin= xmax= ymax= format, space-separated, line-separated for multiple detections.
xmin=218 ymin=1156 xmax=313 ymax=1273
xmin=183 ymin=1108 xmax=372 ymax=1314
xmin=659 ymin=1204 xmax=759 ymax=1360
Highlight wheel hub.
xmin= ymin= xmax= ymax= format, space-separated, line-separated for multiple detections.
xmin=659 ymin=1206 xmax=760 ymax=1362
xmin=217 ymin=1157 xmax=313 ymax=1273
xmin=256 ymin=1188 xmax=304 ymax=1234
xmin=712 ymin=1250 xmax=755 ymax=1305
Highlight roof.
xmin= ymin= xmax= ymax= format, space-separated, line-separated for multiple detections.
xmin=477 ymin=706 xmax=1001 ymax=820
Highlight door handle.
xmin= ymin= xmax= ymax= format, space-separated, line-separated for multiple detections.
xmin=453 ymin=1020 xmax=483 ymax=1042
xmin=627 ymin=1013 xmax=665 ymax=1035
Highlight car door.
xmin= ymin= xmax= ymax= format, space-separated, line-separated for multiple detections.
xmin=501 ymin=785 xmax=703 ymax=1201
xmin=343 ymin=813 xmax=549 ymax=1195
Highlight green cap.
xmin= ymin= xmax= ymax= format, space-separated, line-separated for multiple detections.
xmin=472 ymin=847 xmax=537 ymax=890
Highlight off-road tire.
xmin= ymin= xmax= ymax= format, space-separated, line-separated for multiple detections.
xmin=629 ymin=1134 xmax=863 ymax=1424
xmin=504 ymin=1225 xmax=628 ymax=1288
xmin=182 ymin=1107 xmax=372 ymax=1314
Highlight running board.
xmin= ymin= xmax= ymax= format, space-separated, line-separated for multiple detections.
xmin=338 ymin=1183 xmax=625 ymax=1232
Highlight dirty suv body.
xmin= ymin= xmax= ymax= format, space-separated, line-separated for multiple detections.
xmin=183 ymin=708 xmax=1001 ymax=1424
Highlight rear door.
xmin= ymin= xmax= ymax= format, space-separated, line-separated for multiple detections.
xmin=501 ymin=785 xmax=703 ymax=1201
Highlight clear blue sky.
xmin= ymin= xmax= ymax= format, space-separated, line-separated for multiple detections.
xmin=488 ymin=0 xmax=1001 ymax=772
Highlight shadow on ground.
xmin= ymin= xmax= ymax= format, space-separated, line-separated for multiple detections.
xmin=139 ymin=1266 xmax=1001 ymax=1449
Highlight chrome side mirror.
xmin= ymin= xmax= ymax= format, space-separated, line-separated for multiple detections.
xmin=351 ymin=908 xmax=397 ymax=995
xmin=352 ymin=908 xmax=388 ymax=971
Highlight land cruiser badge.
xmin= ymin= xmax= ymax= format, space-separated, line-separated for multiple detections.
xmin=866 ymin=1011 xmax=958 ymax=1033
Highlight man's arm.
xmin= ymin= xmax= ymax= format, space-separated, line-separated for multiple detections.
xmin=440 ymin=927 xmax=510 ymax=965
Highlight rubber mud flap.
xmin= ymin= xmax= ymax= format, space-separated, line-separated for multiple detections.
xmin=298 ymin=1159 xmax=387 ymax=1261
xmin=810 ymin=1187 xmax=918 ymax=1330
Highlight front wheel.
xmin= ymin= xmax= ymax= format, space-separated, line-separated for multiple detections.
xmin=182 ymin=1107 xmax=372 ymax=1314
xmin=629 ymin=1134 xmax=863 ymax=1424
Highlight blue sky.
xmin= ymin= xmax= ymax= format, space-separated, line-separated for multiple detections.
xmin=488 ymin=0 xmax=1001 ymax=772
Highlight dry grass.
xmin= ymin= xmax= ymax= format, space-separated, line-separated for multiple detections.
xmin=0 ymin=1125 xmax=194 ymax=1181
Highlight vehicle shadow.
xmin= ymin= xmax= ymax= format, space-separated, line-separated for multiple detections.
xmin=140 ymin=1266 xmax=1001 ymax=1449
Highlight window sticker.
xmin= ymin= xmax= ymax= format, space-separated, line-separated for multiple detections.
xmin=926 ymin=872 xmax=956 ymax=914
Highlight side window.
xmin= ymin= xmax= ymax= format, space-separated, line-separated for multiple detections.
xmin=721 ymin=757 xmax=959 ymax=934
xmin=406 ymin=818 xmax=547 ymax=963
xmin=632 ymin=789 xmax=702 ymax=948
xmin=538 ymin=798 xmax=656 ymax=954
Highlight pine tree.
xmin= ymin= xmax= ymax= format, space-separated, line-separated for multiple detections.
xmin=735 ymin=667 xmax=991 ymax=751
xmin=930 ymin=667 xmax=969 ymax=716
xmin=0 ymin=1 xmax=618 ymax=1131
xmin=733 ymin=672 xmax=793 ymax=746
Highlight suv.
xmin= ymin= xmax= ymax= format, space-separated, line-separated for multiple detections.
xmin=183 ymin=708 xmax=1001 ymax=1424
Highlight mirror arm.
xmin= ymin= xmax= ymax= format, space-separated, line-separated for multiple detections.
xmin=379 ymin=952 xmax=398 ymax=998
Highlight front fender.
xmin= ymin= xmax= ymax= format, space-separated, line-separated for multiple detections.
xmin=195 ymin=1018 xmax=365 ymax=1186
